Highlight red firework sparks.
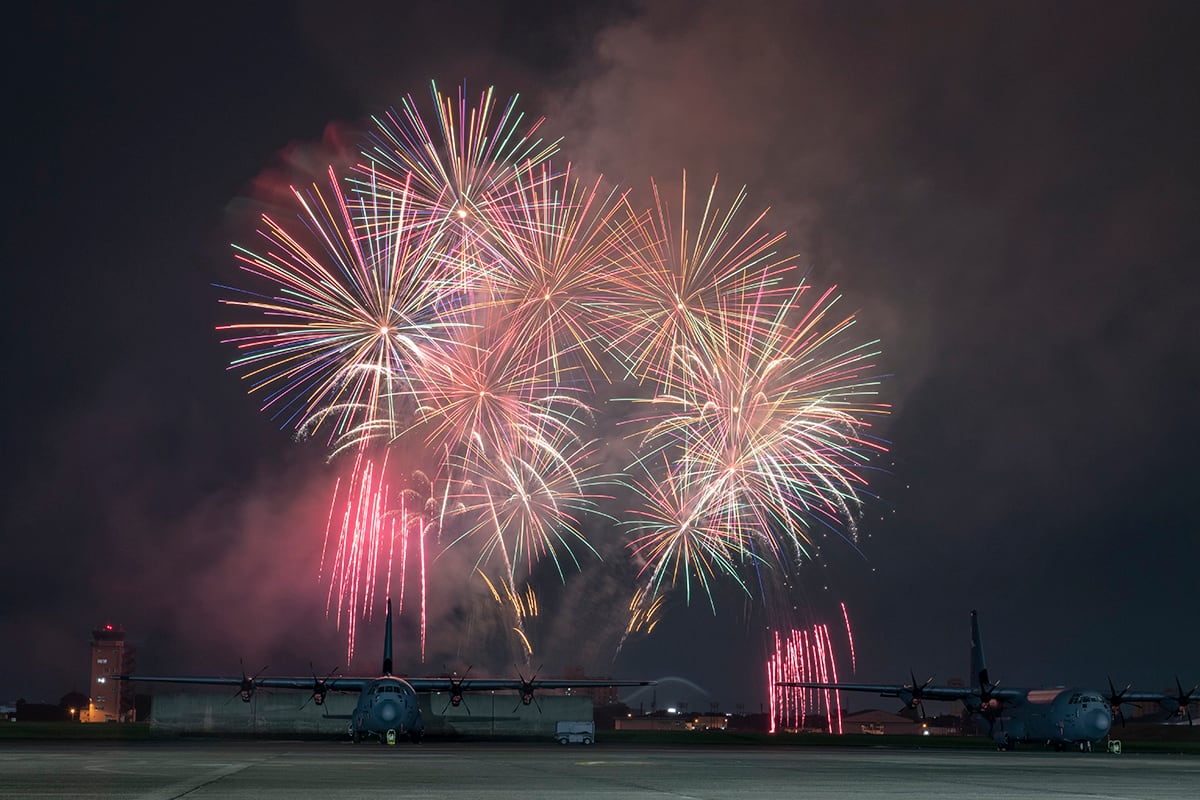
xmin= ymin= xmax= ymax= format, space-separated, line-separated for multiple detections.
xmin=319 ymin=451 xmax=432 ymax=664
xmin=767 ymin=622 xmax=847 ymax=735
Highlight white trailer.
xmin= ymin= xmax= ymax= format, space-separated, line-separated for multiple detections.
xmin=554 ymin=720 xmax=595 ymax=744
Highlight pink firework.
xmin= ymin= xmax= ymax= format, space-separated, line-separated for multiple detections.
xmin=319 ymin=452 xmax=435 ymax=664
xmin=319 ymin=450 xmax=395 ymax=664
xmin=767 ymin=622 xmax=847 ymax=735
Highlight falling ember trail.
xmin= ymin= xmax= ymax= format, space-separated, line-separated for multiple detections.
xmin=767 ymin=621 xmax=849 ymax=734
xmin=320 ymin=451 xmax=406 ymax=664
xmin=841 ymin=602 xmax=856 ymax=674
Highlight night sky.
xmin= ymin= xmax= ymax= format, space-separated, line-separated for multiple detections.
xmin=5 ymin=2 xmax=1198 ymax=714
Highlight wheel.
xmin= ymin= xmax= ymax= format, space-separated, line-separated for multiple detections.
xmin=558 ymin=737 xmax=568 ymax=745
xmin=582 ymin=737 xmax=592 ymax=745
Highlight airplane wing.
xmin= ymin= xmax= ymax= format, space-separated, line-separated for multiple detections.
xmin=118 ymin=674 xmax=652 ymax=693
xmin=777 ymin=681 xmax=1027 ymax=705
xmin=407 ymin=678 xmax=654 ymax=693
xmin=778 ymin=681 xmax=979 ymax=702
xmin=1106 ymin=678 xmax=1197 ymax=723
xmin=115 ymin=598 xmax=654 ymax=705
xmin=116 ymin=674 xmax=370 ymax=693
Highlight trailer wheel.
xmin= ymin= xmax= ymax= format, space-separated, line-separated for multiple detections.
xmin=558 ymin=737 xmax=568 ymax=745
xmin=582 ymin=737 xmax=592 ymax=745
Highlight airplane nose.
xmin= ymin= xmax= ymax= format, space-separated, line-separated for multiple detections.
xmin=378 ymin=701 xmax=398 ymax=723
xmin=1084 ymin=708 xmax=1110 ymax=735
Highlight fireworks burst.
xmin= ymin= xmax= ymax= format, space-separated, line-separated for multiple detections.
xmin=361 ymin=81 xmax=559 ymax=248
xmin=449 ymin=433 xmax=611 ymax=583
xmin=601 ymin=173 xmax=800 ymax=391
xmin=407 ymin=316 xmax=587 ymax=463
xmin=621 ymin=279 xmax=889 ymax=614
xmin=475 ymin=160 xmax=637 ymax=386
xmin=219 ymin=81 xmax=891 ymax=682
xmin=218 ymin=166 xmax=459 ymax=449
xmin=621 ymin=452 xmax=759 ymax=612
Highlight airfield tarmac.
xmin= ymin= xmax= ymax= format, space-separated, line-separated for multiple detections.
xmin=1 ymin=741 xmax=1198 ymax=799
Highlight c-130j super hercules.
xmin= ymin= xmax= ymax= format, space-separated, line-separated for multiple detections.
xmin=120 ymin=599 xmax=654 ymax=744
xmin=778 ymin=610 xmax=1196 ymax=750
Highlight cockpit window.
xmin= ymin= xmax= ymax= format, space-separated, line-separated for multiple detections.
xmin=371 ymin=682 xmax=403 ymax=694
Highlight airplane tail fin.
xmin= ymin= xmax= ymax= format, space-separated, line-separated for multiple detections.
xmin=383 ymin=598 xmax=393 ymax=676
xmin=970 ymin=609 xmax=989 ymax=688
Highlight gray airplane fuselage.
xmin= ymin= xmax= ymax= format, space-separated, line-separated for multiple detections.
xmin=350 ymin=677 xmax=424 ymax=743
xmin=974 ymin=688 xmax=1111 ymax=747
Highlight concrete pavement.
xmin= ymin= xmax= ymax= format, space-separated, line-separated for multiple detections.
xmin=1 ymin=740 xmax=1198 ymax=799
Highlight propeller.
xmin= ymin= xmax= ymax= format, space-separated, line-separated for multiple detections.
xmin=227 ymin=660 xmax=269 ymax=705
xmin=1106 ymin=677 xmax=1131 ymax=727
xmin=513 ymin=665 xmax=544 ymax=713
xmin=301 ymin=663 xmax=341 ymax=709
xmin=1167 ymin=677 xmax=1197 ymax=725
xmin=898 ymin=670 xmax=934 ymax=720
xmin=440 ymin=666 xmax=473 ymax=715
xmin=974 ymin=677 xmax=1005 ymax=735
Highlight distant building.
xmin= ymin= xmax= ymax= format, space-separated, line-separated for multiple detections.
xmin=615 ymin=714 xmax=692 ymax=731
xmin=843 ymin=709 xmax=925 ymax=736
xmin=691 ymin=714 xmax=728 ymax=731
xmin=81 ymin=623 xmax=135 ymax=722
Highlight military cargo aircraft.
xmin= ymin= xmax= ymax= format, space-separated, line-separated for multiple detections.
xmin=778 ymin=610 xmax=1195 ymax=750
xmin=119 ymin=599 xmax=654 ymax=744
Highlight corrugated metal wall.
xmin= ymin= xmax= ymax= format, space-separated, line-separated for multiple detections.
xmin=148 ymin=691 xmax=593 ymax=738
